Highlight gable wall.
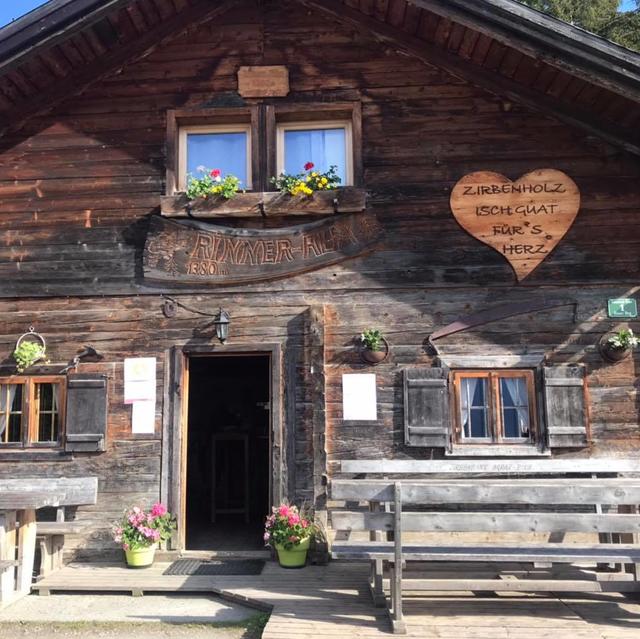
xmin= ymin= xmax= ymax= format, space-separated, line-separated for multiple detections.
xmin=0 ymin=0 xmax=638 ymax=556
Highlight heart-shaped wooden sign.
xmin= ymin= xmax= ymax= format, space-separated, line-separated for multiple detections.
xmin=450 ymin=169 xmax=580 ymax=281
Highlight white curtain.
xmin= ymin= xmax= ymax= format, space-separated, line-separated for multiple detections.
xmin=52 ymin=383 xmax=61 ymax=440
xmin=460 ymin=377 xmax=480 ymax=438
xmin=502 ymin=378 xmax=530 ymax=436
xmin=0 ymin=384 xmax=18 ymax=440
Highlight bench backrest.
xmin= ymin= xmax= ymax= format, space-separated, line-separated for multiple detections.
xmin=330 ymin=459 xmax=640 ymax=535
xmin=0 ymin=477 xmax=98 ymax=506
xmin=337 ymin=459 xmax=640 ymax=475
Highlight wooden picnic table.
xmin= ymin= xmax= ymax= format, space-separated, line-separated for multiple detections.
xmin=0 ymin=490 xmax=65 ymax=607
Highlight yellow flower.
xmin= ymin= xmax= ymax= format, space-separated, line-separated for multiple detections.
xmin=321 ymin=177 xmax=328 ymax=185
xmin=311 ymin=172 xmax=318 ymax=177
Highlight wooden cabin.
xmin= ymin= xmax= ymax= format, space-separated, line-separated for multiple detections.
xmin=0 ymin=0 xmax=639 ymax=561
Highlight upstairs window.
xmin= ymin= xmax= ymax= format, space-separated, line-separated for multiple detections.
xmin=0 ymin=377 xmax=65 ymax=447
xmin=277 ymin=121 xmax=352 ymax=185
xmin=167 ymin=104 xmax=362 ymax=195
xmin=452 ymin=371 xmax=536 ymax=444
xmin=179 ymin=124 xmax=252 ymax=191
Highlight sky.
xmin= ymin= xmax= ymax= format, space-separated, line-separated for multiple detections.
xmin=0 ymin=0 xmax=637 ymax=29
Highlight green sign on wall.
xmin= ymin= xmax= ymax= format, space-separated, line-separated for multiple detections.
xmin=607 ymin=298 xmax=638 ymax=319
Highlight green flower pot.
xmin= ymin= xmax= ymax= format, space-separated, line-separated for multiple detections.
xmin=124 ymin=545 xmax=156 ymax=568
xmin=275 ymin=537 xmax=310 ymax=568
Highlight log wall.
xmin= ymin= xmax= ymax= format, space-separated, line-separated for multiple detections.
xmin=0 ymin=0 xmax=638 ymax=556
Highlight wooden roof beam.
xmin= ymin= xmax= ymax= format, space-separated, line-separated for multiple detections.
xmin=0 ymin=0 xmax=134 ymax=76
xmin=405 ymin=0 xmax=640 ymax=104
xmin=305 ymin=0 xmax=640 ymax=157
xmin=0 ymin=0 xmax=241 ymax=137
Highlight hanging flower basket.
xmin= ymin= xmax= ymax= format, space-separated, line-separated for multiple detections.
xmin=598 ymin=329 xmax=638 ymax=363
xmin=359 ymin=329 xmax=390 ymax=365
xmin=13 ymin=327 xmax=48 ymax=373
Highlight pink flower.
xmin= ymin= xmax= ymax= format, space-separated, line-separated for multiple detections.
xmin=301 ymin=520 xmax=309 ymax=529
xmin=151 ymin=503 xmax=167 ymax=518
xmin=304 ymin=162 xmax=314 ymax=171
xmin=263 ymin=532 xmax=270 ymax=542
xmin=278 ymin=505 xmax=290 ymax=517
xmin=123 ymin=543 xmax=130 ymax=551
xmin=288 ymin=535 xmax=299 ymax=543
xmin=211 ymin=169 xmax=221 ymax=178
xmin=288 ymin=514 xmax=300 ymax=526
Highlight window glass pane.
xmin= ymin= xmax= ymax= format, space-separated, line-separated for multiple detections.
xmin=284 ymin=128 xmax=347 ymax=183
xmin=460 ymin=377 xmax=488 ymax=438
xmin=37 ymin=383 xmax=60 ymax=443
xmin=186 ymin=132 xmax=248 ymax=186
xmin=1 ymin=384 xmax=23 ymax=443
xmin=500 ymin=377 xmax=530 ymax=438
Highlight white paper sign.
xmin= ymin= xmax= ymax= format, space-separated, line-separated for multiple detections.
xmin=124 ymin=357 xmax=156 ymax=404
xmin=132 ymin=401 xmax=156 ymax=434
xmin=342 ymin=373 xmax=377 ymax=421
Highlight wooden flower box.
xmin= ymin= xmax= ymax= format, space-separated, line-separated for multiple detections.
xmin=160 ymin=187 xmax=366 ymax=218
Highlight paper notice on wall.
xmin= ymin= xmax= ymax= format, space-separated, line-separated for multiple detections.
xmin=124 ymin=357 xmax=156 ymax=404
xmin=132 ymin=400 xmax=156 ymax=434
xmin=342 ymin=373 xmax=377 ymax=421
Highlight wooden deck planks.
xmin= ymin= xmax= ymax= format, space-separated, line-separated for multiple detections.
xmin=31 ymin=561 xmax=640 ymax=638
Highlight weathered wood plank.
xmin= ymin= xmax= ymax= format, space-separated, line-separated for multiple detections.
xmin=143 ymin=214 xmax=384 ymax=285
xmin=0 ymin=478 xmax=98 ymax=506
xmin=331 ymin=511 xmax=640 ymax=533
xmin=160 ymin=188 xmax=367 ymax=217
xmin=330 ymin=479 xmax=640 ymax=504
xmin=330 ymin=542 xmax=640 ymax=563
xmin=338 ymin=459 xmax=640 ymax=474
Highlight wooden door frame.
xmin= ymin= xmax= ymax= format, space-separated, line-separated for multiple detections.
xmin=161 ymin=343 xmax=282 ymax=551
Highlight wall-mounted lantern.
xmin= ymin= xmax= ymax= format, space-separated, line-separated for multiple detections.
xmin=213 ymin=309 xmax=230 ymax=344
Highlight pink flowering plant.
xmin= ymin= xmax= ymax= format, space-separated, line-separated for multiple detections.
xmin=112 ymin=503 xmax=176 ymax=551
xmin=263 ymin=503 xmax=314 ymax=550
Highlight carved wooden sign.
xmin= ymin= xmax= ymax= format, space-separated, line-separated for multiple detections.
xmin=143 ymin=214 xmax=383 ymax=285
xmin=450 ymin=169 xmax=580 ymax=281
xmin=237 ymin=66 xmax=289 ymax=97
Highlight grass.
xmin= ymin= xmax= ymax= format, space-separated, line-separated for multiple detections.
xmin=0 ymin=612 xmax=271 ymax=638
xmin=244 ymin=612 xmax=270 ymax=638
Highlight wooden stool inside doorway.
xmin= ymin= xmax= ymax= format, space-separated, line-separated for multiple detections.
xmin=210 ymin=433 xmax=250 ymax=524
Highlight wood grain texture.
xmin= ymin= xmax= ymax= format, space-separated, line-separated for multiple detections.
xmin=450 ymin=169 xmax=581 ymax=281
xmin=144 ymin=213 xmax=383 ymax=285
xmin=0 ymin=0 xmax=638 ymax=561
xmin=160 ymin=188 xmax=367 ymax=217
xmin=237 ymin=65 xmax=289 ymax=97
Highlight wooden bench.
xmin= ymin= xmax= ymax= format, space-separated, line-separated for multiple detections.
xmin=0 ymin=477 xmax=98 ymax=579
xmin=330 ymin=459 xmax=640 ymax=634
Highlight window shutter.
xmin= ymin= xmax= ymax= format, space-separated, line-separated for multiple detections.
xmin=543 ymin=365 xmax=588 ymax=449
xmin=403 ymin=368 xmax=450 ymax=448
xmin=65 ymin=373 xmax=108 ymax=453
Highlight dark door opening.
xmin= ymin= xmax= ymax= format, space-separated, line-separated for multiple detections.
xmin=186 ymin=354 xmax=270 ymax=551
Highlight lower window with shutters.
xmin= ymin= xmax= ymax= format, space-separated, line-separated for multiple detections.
xmin=404 ymin=364 xmax=588 ymax=454
xmin=452 ymin=370 xmax=537 ymax=446
xmin=0 ymin=376 xmax=66 ymax=448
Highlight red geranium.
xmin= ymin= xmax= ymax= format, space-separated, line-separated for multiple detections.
xmin=210 ymin=169 xmax=221 ymax=178
xmin=304 ymin=162 xmax=314 ymax=171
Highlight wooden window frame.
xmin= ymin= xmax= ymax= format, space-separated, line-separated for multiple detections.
xmin=177 ymin=123 xmax=253 ymax=191
xmin=167 ymin=102 xmax=363 ymax=195
xmin=451 ymin=370 xmax=537 ymax=446
xmin=275 ymin=119 xmax=354 ymax=186
xmin=0 ymin=376 xmax=66 ymax=449
xmin=166 ymin=107 xmax=260 ymax=195
xmin=267 ymin=102 xmax=363 ymax=187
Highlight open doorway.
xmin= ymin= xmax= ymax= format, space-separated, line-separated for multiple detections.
xmin=185 ymin=354 xmax=270 ymax=551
